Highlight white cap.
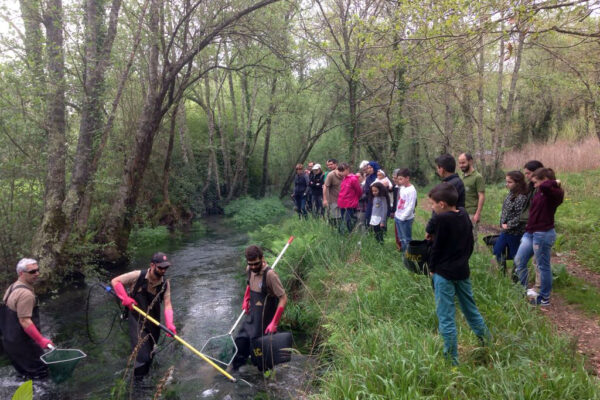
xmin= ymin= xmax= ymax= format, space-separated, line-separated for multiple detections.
xmin=359 ymin=160 xmax=369 ymax=169
xmin=312 ymin=163 xmax=322 ymax=170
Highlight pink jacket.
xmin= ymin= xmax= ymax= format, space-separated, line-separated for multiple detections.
xmin=338 ymin=174 xmax=362 ymax=209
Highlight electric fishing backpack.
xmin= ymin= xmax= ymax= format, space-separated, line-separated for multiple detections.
xmin=250 ymin=331 xmax=293 ymax=371
xmin=403 ymin=240 xmax=431 ymax=275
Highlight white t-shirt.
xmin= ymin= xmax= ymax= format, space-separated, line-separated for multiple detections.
xmin=394 ymin=184 xmax=417 ymax=221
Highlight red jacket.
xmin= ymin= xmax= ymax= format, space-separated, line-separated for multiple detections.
xmin=338 ymin=174 xmax=362 ymax=209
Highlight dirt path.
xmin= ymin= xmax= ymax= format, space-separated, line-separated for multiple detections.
xmin=538 ymin=295 xmax=600 ymax=375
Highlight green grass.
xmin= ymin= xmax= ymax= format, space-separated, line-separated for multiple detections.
xmin=553 ymin=264 xmax=600 ymax=317
xmin=250 ymin=217 xmax=600 ymax=399
xmin=224 ymin=196 xmax=289 ymax=230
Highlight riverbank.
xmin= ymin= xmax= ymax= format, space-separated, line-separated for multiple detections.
xmin=255 ymin=215 xmax=600 ymax=398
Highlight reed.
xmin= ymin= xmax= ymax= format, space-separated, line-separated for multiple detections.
xmin=503 ymin=136 xmax=600 ymax=173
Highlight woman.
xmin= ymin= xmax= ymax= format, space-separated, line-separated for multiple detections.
xmin=308 ymin=164 xmax=325 ymax=217
xmin=292 ymin=163 xmax=309 ymax=219
xmin=514 ymin=168 xmax=564 ymax=306
xmin=493 ymin=171 xmax=528 ymax=264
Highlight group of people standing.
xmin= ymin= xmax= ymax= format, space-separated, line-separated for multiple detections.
xmin=293 ymin=159 xmax=418 ymax=247
xmin=493 ymin=160 xmax=564 ymax=306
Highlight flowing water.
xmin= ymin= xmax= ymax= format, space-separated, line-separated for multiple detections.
xmin=0 ymin=217 xmax=313 ymax=399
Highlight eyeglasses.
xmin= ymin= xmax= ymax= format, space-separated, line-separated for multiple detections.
xmin=156 ymin=265 xmax=169 ymax=271
xmin=247 ymin=260 xmax=262 ymax=267
xmin=25 ymin=269 xmax=40 ymax=274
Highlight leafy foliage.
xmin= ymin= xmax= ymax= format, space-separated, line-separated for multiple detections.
xmin=224 ymin=196 xmax=289 ymax=230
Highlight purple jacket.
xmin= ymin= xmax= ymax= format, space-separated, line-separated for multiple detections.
xmin=526 ymin=180 xmax=564 ymax=233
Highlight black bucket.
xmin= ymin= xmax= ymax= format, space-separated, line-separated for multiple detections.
xmin=403 ymin=240 xmax=430 ymax=275
xmin=482 ymin=234 xmax=500 ymax=250
xmin=250 ymin=332 xmax=292 ymax=371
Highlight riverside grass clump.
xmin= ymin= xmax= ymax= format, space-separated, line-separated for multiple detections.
xmin=249 ymin=218 xmax=600 ymax=399
xmin=224 ymin=196 xmax=288 ymax=230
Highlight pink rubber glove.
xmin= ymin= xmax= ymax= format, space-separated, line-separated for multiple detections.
xmin=24 ymin=324 xmax=54 ymax=349
xmin=113 ymin=281 xmax=137 ymax=310
xmin=265 ymin=306 xmax=284 ymax=334
xmin=242 ymin=285 xmax=251 ymax=314
xmin=164 ymin=307 xmax=177 ymax=337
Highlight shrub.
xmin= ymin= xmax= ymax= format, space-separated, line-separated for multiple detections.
xmin=224 ymin=196 xmax=288 ymax=230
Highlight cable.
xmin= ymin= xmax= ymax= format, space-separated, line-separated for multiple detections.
xmin=85 ymin=282 xmax=121 ymax=344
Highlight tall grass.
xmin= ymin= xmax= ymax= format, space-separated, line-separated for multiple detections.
xmin=503 ymin=136 xmax=600 ymax=172
xmin=251 ymin=217 xmax=600 ymax=399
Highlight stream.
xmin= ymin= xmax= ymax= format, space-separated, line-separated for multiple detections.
xmin=0 ymin=217 xmax=313 ymax=399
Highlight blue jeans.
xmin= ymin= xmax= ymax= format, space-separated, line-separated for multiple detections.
xmin=395 ymin=218 xmax=414 ymax=252
xmin=514 ymin=229 xmax=556 ymax=300
xmin=339 ymin=208 xmax=356 ymax=234
xmin=293 ymin=194 xmax=307 ymax=218
xmin=492 ymin=232 xmax=522 ymax=263
xmin=432 ymin=274 xmax=489 ymax=365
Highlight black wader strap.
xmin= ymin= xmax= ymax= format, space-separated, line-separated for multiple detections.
xmin=3 ymin=284 xmax=33 ymax=303
xmin=247 ymin=267 xmax=272 ymax=296
xmin=130 ymin=269 xmax=147 ymax=297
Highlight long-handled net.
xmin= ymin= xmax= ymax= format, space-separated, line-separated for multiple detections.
xmin=201 ymin=236 xmax=294 ymax=366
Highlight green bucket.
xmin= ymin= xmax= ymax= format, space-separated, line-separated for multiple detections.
xmin=40 ymin=348 xmax=87 ymax=384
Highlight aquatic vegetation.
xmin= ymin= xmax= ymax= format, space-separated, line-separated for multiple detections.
xmin=225 ymin=196 xmax=289 ymax=230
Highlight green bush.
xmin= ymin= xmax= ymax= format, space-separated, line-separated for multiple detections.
xmin=224 ymin=196 xmax=289 ymax=230
xmin=129 ymin=226 xmax=172 ymax=249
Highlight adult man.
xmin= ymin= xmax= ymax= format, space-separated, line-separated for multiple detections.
xmin=111 ymin=252 xmax=177 ymax=378
xmin=323 ymin=159 xmax=343 ymax=227
xmin=324 ymin=158 xmax=337 ymax=179
xmin=1 ymin=258 xmax=53 ymax=378
xmin=458 ymin=153 xmax=485 ymax=242
xmin=435 ymin=154 xmax=465 ymax=209
xmin=232 ymin=245 xmax=287 ymax=371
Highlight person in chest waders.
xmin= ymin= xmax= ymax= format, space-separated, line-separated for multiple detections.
xmin=111 ymin=252 xmax=177 ymax=378
xmin=231 ymin=245 xmax=287 ymax=371
xmin=1 ymin=258 xmax=53 ymax=379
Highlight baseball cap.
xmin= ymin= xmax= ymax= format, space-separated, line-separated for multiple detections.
xmin=151 ymin=252 xmax=171 ymax=267
xmin=312 ymin=163 xmax=322 ymax=170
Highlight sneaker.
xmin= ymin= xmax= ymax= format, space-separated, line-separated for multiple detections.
xmin=526 ymin=288 xmax=538 ymax=298
xmin=529 ymin=296 xmax=550 ymax=306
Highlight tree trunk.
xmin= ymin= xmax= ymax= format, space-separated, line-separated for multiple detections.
xmin=260 ymin=77 xmax=278 ymax=197
xmin=32 ymin=0 xmax=67 ymax=271
xmin=18 ymin=0 xmax=45 ymax=90
xmin=492 ymin=27 xmax=505 ymax=174
xmin=61 ymin=0 xmax=123 ymax=246
xmin=476 ymin=31 xmax=487 ymax=175
xmin=96 ymin=0 xmax=162 ymax=265
xmin=162 ymin=102 xmax=179 ymax=203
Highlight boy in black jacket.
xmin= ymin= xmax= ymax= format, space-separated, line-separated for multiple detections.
xmin=426 ymin=182 xmax=489 ymax=365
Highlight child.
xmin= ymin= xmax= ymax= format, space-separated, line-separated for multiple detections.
xmin=426 ymin=182 xmax=489 ymax=365
xmin=393 ymin=169 xmax=417 ymax=252
xmin=369 ymin=182 xmax=389 ymax=243
xmin=493 ymin=171 xmax=528 ymax=265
